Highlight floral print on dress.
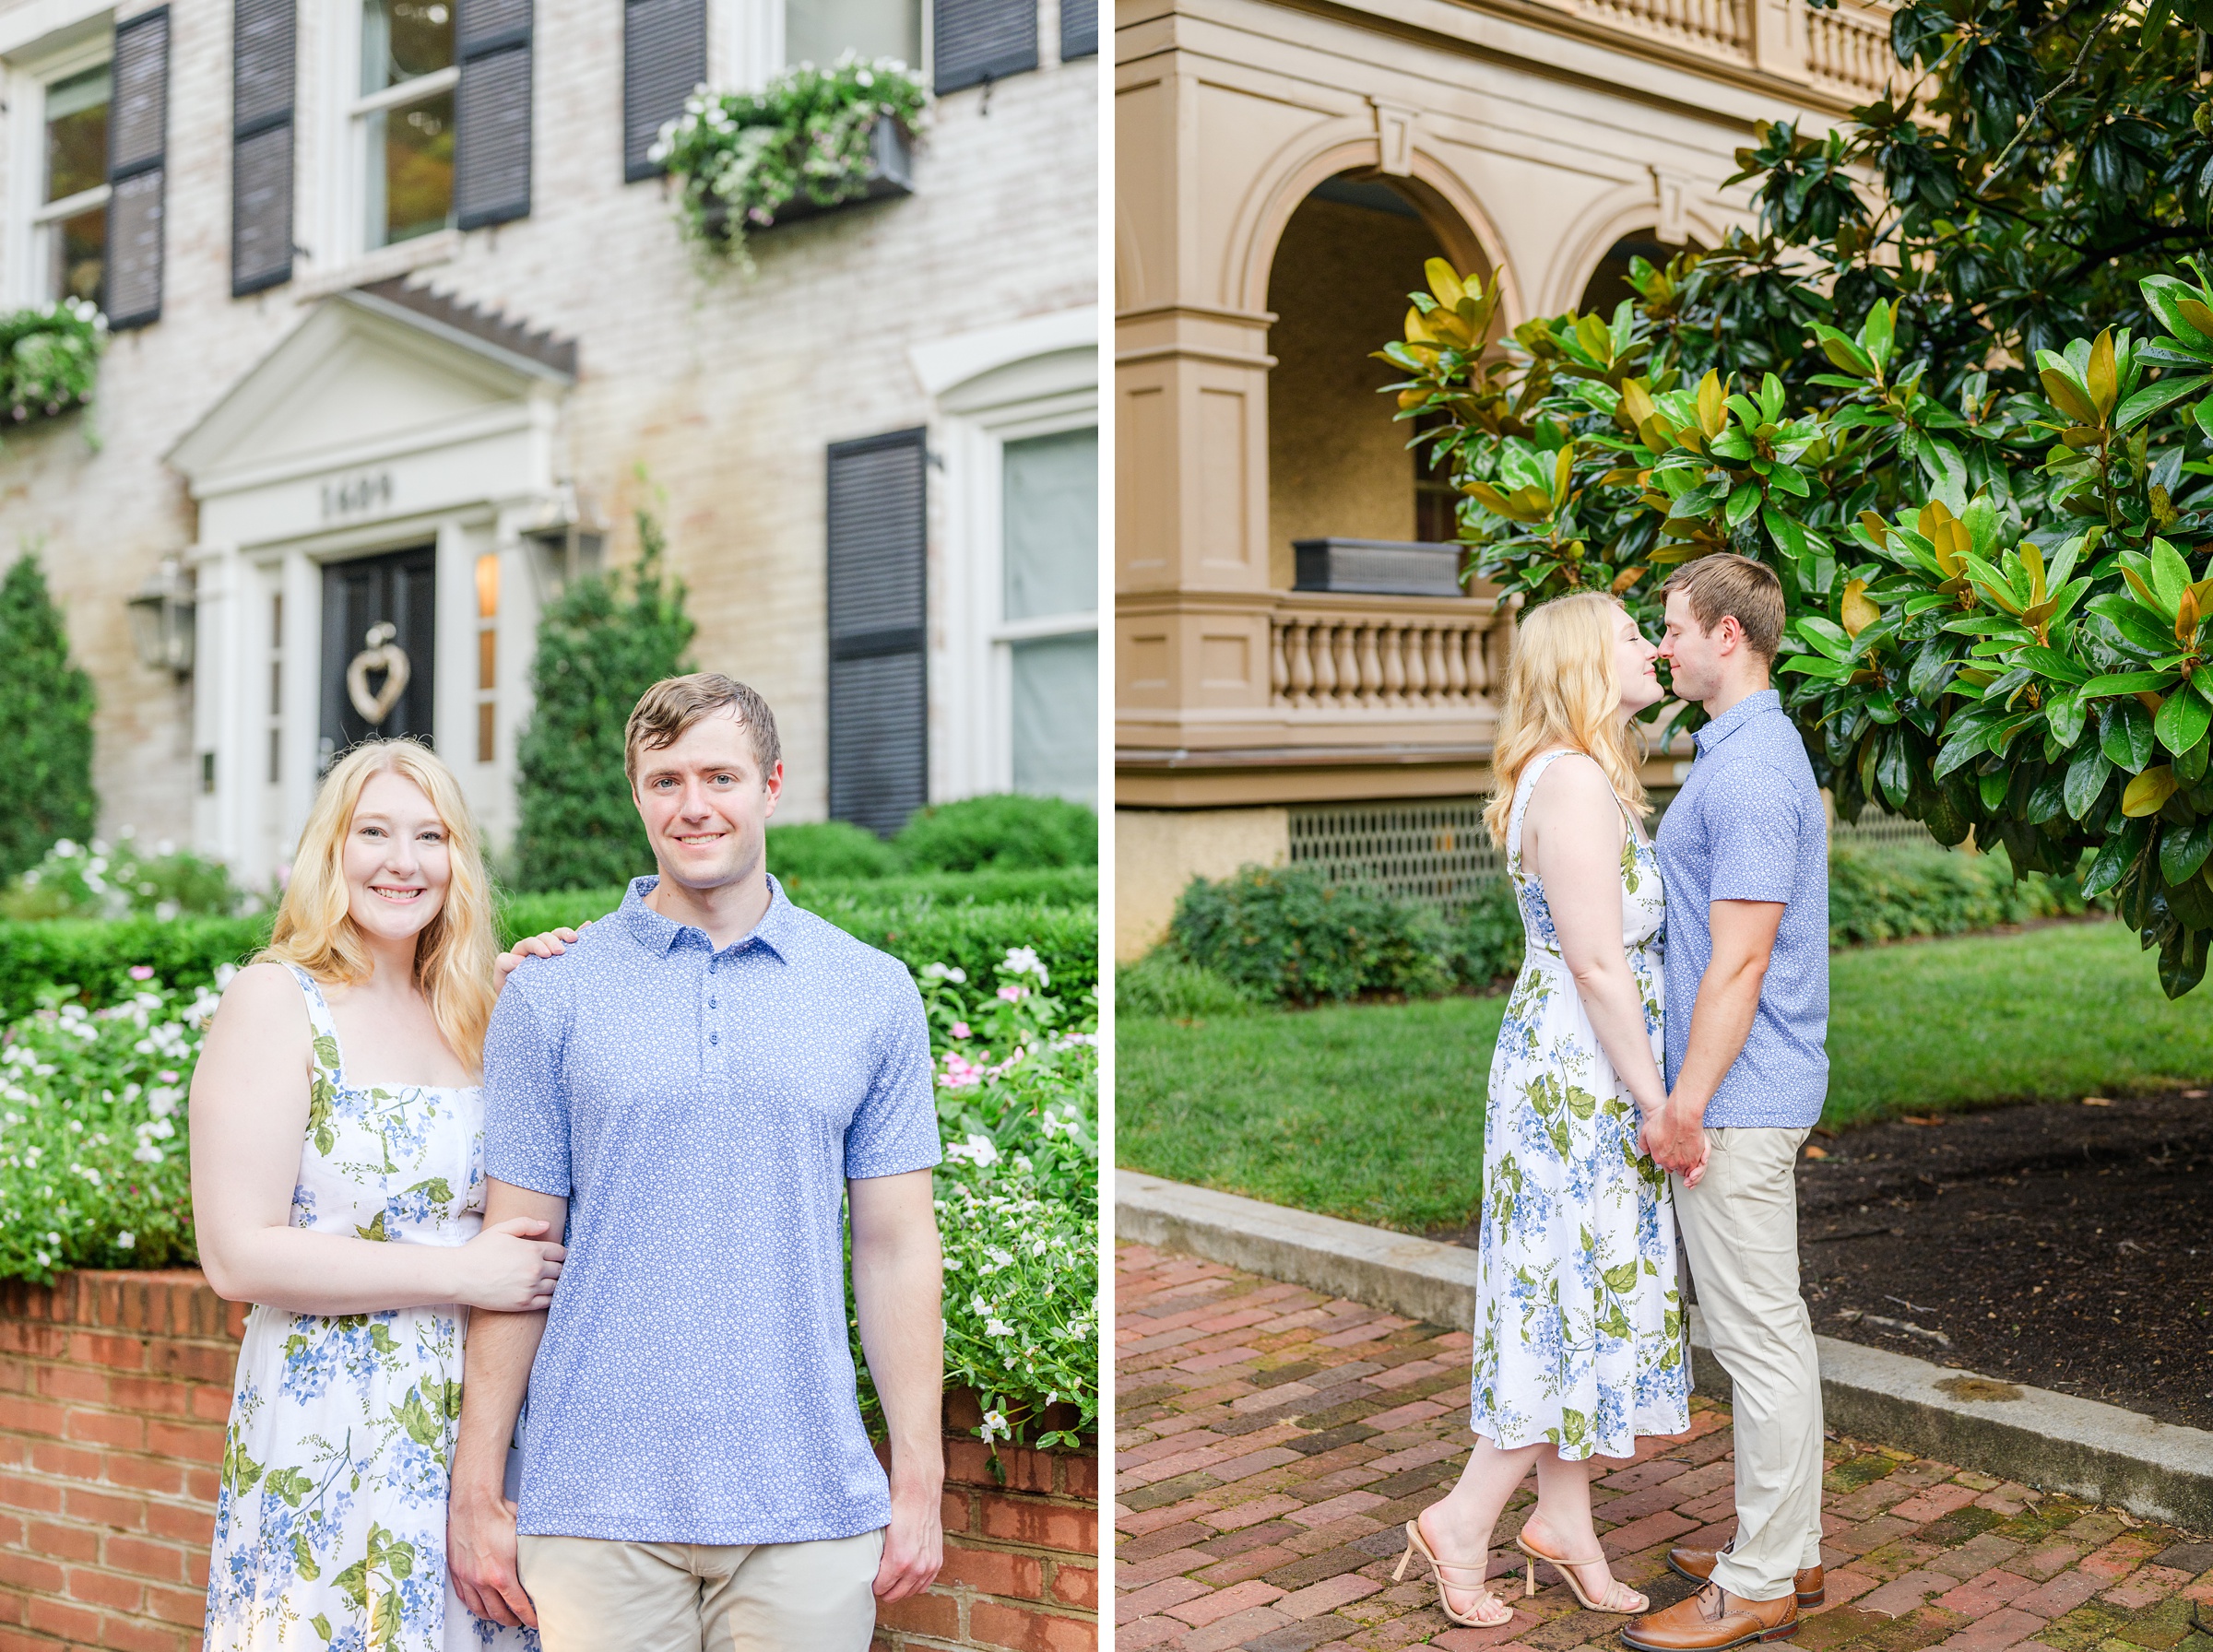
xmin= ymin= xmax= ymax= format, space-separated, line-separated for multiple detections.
xmin=1468 ymin=749 xmax=1688 ymax=1460
xmin=203 ymin=966 xmax=538 ymax=1652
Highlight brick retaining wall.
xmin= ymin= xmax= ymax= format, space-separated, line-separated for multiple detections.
xmin=0 ymin=1272 xmax=1097 ymax=1652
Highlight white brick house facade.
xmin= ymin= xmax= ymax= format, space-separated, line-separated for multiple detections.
xmin=0 ymin=0 xmax=1097 ymax=883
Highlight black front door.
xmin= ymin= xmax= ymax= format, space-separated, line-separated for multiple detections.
xmin=321 ymin=544 xmax=437 ymax=768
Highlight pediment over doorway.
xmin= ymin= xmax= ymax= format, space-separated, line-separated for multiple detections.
xmin=167 ymin=283 xmax=578 ymax=547
xmin=167 ymin=282 xmax=576 ymax=507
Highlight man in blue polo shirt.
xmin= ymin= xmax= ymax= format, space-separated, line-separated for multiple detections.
xmin=445 ymin=674 xmax=944 ymax=1650
xmin=1624 ymin=556 xmax=1829 ymax=1652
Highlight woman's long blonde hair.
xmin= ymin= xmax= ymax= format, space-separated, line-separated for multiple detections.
xmin=1482 ymin=591 xmax=1651 ymax=846
xmin=258 ymin=740 xmax=497 ymax=1070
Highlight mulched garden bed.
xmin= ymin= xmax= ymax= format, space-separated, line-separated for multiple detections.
xmin=1796 ymin=1090 xmax=2213 ymax=1431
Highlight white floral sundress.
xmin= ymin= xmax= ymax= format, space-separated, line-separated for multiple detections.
xmin=1468 ymin=748 xmax=1689 ymax=1459
xmin=204 ymin=965 xmax=538 ymax=1652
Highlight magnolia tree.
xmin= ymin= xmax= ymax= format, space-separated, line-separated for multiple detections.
xmin=1380 ymin=0 xmax=2213 ymax=997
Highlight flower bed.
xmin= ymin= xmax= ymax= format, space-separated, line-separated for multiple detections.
xmin=0 ymin=934 xmax=1097 ymax=1449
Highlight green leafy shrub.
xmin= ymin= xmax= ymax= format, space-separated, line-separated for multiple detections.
xmin=0 ymin=916 xmax=268 ymax=1024
xmin=513 ymin=506 xmax=695 ymax=891
xmin=1 ymin=832 xmax=254 ymax=922
xmin=654 ymin=56 xmax=928 ymax=263
xmin=766 ymin=820 xmax=900 ymax=884
xmin=1448 ymin=880 xmax=1526 ymax=988
xmin=1115 ymin=951 xmax=1257 ymax=1020
xmin=1829 ymin=841 xmax=2089 ymax=946
xmin=0 ymin=554 xmax=95 ymax=880
xmin=0 ymin=300 xmax=103 ymax=429
xmin=1170 ymin=867 xmax=1455 ymax=1005
xmin=894 ymin=794 xmax=1100 ymax=873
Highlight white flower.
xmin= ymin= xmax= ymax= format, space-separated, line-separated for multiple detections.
xmin=986 ymin=1318 xmax=1015 ymax=1338
xmin=920 ymin=962 xmax=967 ymax=984
xmin=1000 ymin=947 xmax=1047 ymax=985
xmin=116 ymin=1232 xmax=134 ymax=1249
xmin=943 ymin=1133 xmax=999 ymax=1168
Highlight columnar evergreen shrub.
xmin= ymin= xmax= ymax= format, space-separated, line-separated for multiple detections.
xmin=513 ymin=508 xmax=696 ymax=891
xmin=0 ymin=554 xmax=95 ymax=879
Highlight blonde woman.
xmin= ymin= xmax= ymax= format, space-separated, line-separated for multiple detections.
xmin=193 ymin=740 xmax=561 ymax=1651
xmin=1395 ymin=592 xmax=1693 ymax=1627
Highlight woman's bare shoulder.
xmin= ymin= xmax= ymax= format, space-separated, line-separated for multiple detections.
xmin=1527 ymin=749 xmax=1615 ymax=809
xmin=208 ymin=962 xmax=310 ymax=1035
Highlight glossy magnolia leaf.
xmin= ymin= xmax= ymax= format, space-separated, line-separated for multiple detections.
xmin=2081 ymin=669 xmax=2181 ymax=696
xmin=2124 ymin=765 xmax=2180 ymax=816
xmin=2160 ymin=927 xmax=2209 ymax=1001
xmin=1724 ymin=484 xmax=1761 ymax=528
xmin=2087 ymin=329 xmax=2119 ymax=419
xmin=2115 ymin=373 xmax=2212 ymax=430
xmin=2082 ymin=817 xmax=2151 ymax=898
xmin=1795 ymin=616 xmax=1852 ymax=660
xmin=2039 ymin=364 xmax=2101 ymax=426
xmin=1876 ymin=732 xmax=1913 ymax=810
xmin=2143 ymin=275 xmax=2213 ymax=348
xmin=1979 ymin=768 xmax=2010 ymax=811
xmin=2065 ymin=743 xmax=2112 ymax=819
xmin=2018 ymin=646 xmax=2090 ymax=684
xmin=2047 ymin=687 xmax=2088 ymax=749
xmin=1840 ymin=579 xmax=1881 ymax=638
xmin=2158 ymin=683 xmax=2213 ymax=754
xmin=2162 ymin=816 xmax=2213 ymax=885
xmin=2103 ymin=697 xmax=2157 ymax=772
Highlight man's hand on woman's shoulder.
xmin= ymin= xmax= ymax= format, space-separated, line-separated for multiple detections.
xmin=492 ymin=923 xmax=589 ymax=995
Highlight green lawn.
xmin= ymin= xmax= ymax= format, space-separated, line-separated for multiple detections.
xmin=1116 ymin=920 xmax=2213 ymax=1234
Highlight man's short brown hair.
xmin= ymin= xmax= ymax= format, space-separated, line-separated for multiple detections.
xmin=624 ymin=673 xmax=782 ymax=781
xmin=1659 ymin=553 xmax=1785 ymax=662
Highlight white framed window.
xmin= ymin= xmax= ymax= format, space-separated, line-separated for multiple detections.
xmin=8 ymin=33 xmax=112 ymax=309
xmin=352 ymin=0 xmax=456 ymax=252
xmin=784 ymin=0 xmax=918 ymax=68
xmin=712 ymin=0 xmax=923 ymax=88
xmin=998 ymin=422 xmax=1097 ymax=802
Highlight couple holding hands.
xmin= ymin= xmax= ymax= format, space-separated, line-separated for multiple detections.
xmin=1402 ymin=554 xmax=1832 ymax=1652
xmin=188 ymin=673 xmax=945 ymax=1651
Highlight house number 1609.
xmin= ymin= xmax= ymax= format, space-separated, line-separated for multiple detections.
xmin=321 ymin=471 xmax=393 ymax=520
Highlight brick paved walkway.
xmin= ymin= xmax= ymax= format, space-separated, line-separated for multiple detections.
xmin=1117 ymin=1245 xmax=2213 ymax=1652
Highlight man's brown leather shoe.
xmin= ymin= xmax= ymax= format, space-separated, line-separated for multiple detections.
xmin=1620 ymin=1583 xmax=1799 ymax=1651
xmin=1667 ymin=1548 xmax=1825 ymax=1607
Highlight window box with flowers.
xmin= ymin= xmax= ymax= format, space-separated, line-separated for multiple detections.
xmin=0 ymin=300 xmax=104 ymax=431
xmin=651 ymin=55 xmax=927 ymax=263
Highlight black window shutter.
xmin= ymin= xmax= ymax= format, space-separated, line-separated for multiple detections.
xmin=232 ymin=0 xmax=295 ymax=296
xmin=106 ymin=6 xmax=169 ymax=329
xmin=1061 ymin=0 xmax=1097 ymax=60
xmin=933 ymin=0 xmax=1036 ymax=94
xmin=622 ymin=0 xmax=705 ymax=183
xmin=827 ymin=429 xmax=929 ymax=838
xmin=455 ymin=0 xmax=532 ymax=230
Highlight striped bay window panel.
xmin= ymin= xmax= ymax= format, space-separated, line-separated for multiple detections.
xmin=106 ymin=6 xmax=169 ymax=329
xmin=827 ymin=429 xmax=929 ymax=837
xmin=456 ymin=0 xmax=532 ymax=229
xmin=1061 ymin=0 xmax=1097 ymax=60
xmin=623 ymin=0 xmax=705 ymax=183
xmin=232 ymin=0 xmax=296 ymax=295
xmin=933 ymin=0 xmax=1036 ymax=94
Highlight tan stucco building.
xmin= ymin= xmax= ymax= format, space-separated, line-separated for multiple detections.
xmin=1113 ymin=0 xmax=1892 ymax=953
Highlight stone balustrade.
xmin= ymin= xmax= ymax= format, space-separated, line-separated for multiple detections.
xmin=1269 ymin=593 xmax=1505 ymax=716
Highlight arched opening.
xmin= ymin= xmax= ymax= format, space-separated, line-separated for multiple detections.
xmin=1577 ymin=228 xmax=1698 ymax=319
xmin=1264 ymin=174 xmax=1474 ymax=587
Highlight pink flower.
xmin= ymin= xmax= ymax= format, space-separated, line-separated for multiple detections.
xmin=997 ymin=985 xmax=1026 ymax=1003
xmin=950 ymin=1021 xmax=971 ymax=1040
xmin=128 ymin=966 xmax=155 ymax=981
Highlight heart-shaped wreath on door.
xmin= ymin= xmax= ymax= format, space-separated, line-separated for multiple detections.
xmin=346 ymin=622 xmax=411 ymax=726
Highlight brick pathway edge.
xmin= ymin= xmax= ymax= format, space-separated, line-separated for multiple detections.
xmin=1118 ymin=1171 xmax=2213 ymax=1528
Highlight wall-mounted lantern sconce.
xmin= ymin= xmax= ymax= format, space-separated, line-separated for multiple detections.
xmin=126 ymin=557 xmax=195 ymax=676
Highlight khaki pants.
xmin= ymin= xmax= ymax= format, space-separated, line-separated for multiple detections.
xmin=1672 ymin=1127 xmax=1825 ymax=1603
xmin=517 ymin=1528 xmax=883 ymax=1652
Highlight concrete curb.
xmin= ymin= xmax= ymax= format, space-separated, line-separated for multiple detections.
xmin=1117 ymin=1169 xmax=2213 ymax=1531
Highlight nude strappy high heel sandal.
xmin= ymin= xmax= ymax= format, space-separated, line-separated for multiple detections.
xmin=1395 ymin=1516 xmax=1515 ymax=1628
xmin=1516 ymin=1527 xmax=1648 ymax=1614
